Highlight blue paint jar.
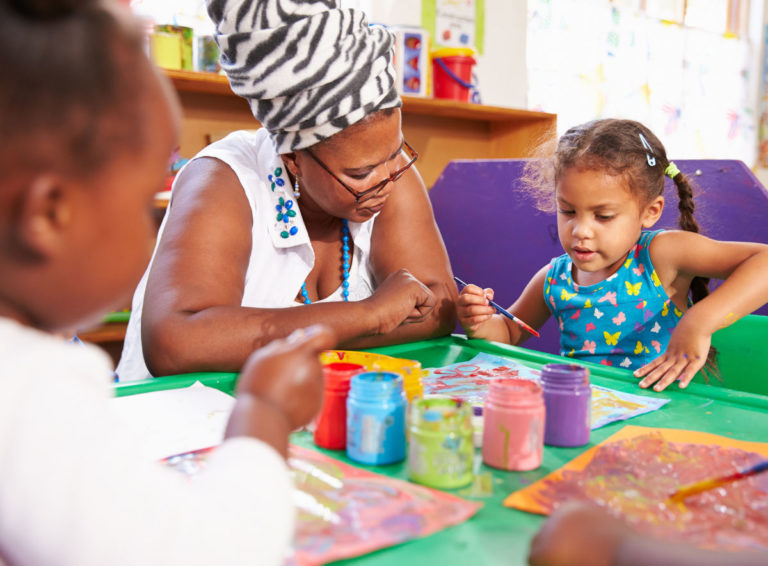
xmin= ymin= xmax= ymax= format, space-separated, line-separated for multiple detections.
xmin=541 ymin=363 xmax=591 ymax=447
xmin=346 ymin=371 xmax=406 ymax=465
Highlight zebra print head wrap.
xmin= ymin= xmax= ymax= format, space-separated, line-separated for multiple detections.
xmin=206 ymin=0 xmax=402 ymax=154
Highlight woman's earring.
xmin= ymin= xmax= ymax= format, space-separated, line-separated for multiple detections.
xmin=294 ymin=178 xmax=301 ymax=199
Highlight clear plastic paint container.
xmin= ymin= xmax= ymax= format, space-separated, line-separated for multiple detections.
xmin=346 ymin=372 xmax=407 ymax=465
xmin=408 ymin=397 xmax=474 ymax=489
xmin=541 ymin=363 xmax=591 ymax=447
xmin=314 ymin=362 xmax=365 ymax=450
xmin=482 ymin=379 xmax=545 ymax=471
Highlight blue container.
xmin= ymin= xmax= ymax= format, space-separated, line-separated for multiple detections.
xmin=346 ymin=371 xmax=406 ymax=465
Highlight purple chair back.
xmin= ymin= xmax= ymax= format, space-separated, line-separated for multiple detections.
xmin=430 ymin=159 xmax=768 ymax=355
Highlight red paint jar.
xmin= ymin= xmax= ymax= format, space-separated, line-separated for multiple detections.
xmin=313 ymin=362 xmax=365 ymax=450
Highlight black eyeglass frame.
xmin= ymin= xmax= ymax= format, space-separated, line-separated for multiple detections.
xmin=304 ymin=140 xmax=419 ymax=204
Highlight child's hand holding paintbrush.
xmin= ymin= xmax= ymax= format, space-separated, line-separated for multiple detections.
xmin=455 ymin=276 xmax=541 ymax=343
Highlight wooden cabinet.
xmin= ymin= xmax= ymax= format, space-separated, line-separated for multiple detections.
xmin=165 ymin=69 xmax=556 ymax=188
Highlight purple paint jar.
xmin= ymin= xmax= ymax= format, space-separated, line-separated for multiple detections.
xmin=541 ymin=363 xmax=591 ymax=447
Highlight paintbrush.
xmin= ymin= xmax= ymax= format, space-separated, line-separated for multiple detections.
xmin=669 ymin=460 xmax=768 ymax=503
xmin=454 ymin=276 xmax=540 ymax=337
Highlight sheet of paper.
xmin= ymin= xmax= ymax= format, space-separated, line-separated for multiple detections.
xmin=109 ymin=381 xmax=235 ymax=460
xmin=504 ymin=426 xmax=768 ymax=551
xmin=164 ymin=444 xmax=482 ymax=566
xmin=422 ymin=352 xmax=669 ymax=429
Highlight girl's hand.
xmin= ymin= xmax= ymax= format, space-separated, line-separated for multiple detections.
xmin=234 ymin=325 xmax=336 ymax=430
xmin=633 ymin=318 xmax=711 ymax=391
xmin=457 ymin=284 xmax=496 ymax=336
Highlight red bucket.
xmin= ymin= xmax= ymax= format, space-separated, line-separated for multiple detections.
xmin=432 ymin=51 xmax=477 ymax=102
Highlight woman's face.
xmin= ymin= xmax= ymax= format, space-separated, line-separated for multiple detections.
xmin=291 ymin=109 xmax=409 ymax=223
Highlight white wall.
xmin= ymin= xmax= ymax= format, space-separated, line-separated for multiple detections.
xmin=352 ymin=0 xmax=528 ymax=108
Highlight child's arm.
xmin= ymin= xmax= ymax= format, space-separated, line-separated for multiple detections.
xmin=635 ymin=232 xmax=768 ymax=391
xmin=528 ymin=502 xmax=768 ymax=566
xmin=457 ymin=265 xmax=551 ymax=344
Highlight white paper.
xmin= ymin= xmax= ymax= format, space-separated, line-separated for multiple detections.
xmin=110 ymin=381 xmax=235 ymax=460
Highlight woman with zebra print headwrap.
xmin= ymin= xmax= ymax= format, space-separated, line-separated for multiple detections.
xmin=116 ymin=0 xmax=457 ymax=381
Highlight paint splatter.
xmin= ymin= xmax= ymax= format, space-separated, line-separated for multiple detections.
xmin=533 ymin=434 xmax=768 ymax=550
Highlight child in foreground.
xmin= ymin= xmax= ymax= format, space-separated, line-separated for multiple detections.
xmin=0 ymin=1 xmax=333 ymax=564
xmin=528 ymin=502 xmax=768 ymax=566
xmin=458 ymin=118 xmax=768 ymax=391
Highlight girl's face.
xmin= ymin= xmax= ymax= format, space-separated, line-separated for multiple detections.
xmin=56 ymin=71 xmax=180 ymax=330
xmin=288 ymin=109 xmax=412 ymax=223
xmin=555 ymin=166 xmax=663 ymax=286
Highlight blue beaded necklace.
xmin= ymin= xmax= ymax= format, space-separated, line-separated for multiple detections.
xmin=300 ymin=219 xmax=350 ymax=304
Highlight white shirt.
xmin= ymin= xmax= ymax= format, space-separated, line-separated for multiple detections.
xmin=117 ymin=129 xmax=377 ymax=382
xmin=0 ymin=317 xmax=293 ymax=566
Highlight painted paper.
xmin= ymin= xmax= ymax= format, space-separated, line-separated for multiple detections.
xmin=165 ymin=445 xmax=481 ymax=566
xmin=422 ymin=353 xmax=669 ymax=429
xmin=504 ymin=426 xmax=768 ymax=550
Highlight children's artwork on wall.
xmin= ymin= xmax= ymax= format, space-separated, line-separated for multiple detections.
xmin=504 ymin=426 xmax=768 ymax=551
xmin=164 ymin=444 xmax=481 ymax=566
xmin=422 ymin=353 xmax=669 ymax=429
xmin=527 ymin=0 xmax=757 ymax=165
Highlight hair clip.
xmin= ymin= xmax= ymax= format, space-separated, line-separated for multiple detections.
xmin=638 ymin=133 xmax=656 ymax=167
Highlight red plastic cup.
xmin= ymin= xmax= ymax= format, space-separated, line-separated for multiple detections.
xmin=313 ymin=362 xmax=365 ymax=450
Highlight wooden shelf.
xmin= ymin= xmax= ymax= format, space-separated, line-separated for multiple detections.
xmin=164 ymin=69 xmax=556 ymax=187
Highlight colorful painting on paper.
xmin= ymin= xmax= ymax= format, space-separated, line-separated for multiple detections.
xmin=422 ymin=353 xmax=668 ymax=429
xmin=164 ymin=444 xmax=481 ymax=566
xmin=504 ymin=426 xmax=768 ymax=550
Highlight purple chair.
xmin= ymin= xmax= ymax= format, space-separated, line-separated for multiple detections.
xmin=430 ymin=159 xmax=768 ymax=355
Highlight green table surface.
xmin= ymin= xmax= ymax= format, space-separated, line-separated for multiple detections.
xmin=114 ymin=335 xmax=768 ymax=566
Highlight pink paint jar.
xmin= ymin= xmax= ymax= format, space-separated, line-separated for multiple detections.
xmin=482 ymin=378 xmax=545 ymax=471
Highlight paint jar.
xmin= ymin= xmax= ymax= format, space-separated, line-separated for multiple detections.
xmin=408 ymin=397 xmax=474 ymax=489
xmin=313 ymin=362 xmax=365 ymax=450
xmin=541 ymin=363 xmax=591 ymax=447
xmin=482 ymin=379 xmax=545 ymax=471
xmin=347 ymin=372 xmax=407 ymax=465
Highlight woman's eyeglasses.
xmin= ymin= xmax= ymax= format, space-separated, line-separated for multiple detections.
xmin=304 ymin=140 xmax=418 ymax=204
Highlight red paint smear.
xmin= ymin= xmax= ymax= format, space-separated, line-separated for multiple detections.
xmin=535 ymin=433 xmax=768 ymax=550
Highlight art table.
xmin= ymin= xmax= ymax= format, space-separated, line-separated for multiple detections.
xmin=115 ymin=336 xmax=768 ymax=566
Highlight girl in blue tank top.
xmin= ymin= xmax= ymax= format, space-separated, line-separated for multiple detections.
xmin=457 ymin=119 xmax=768 ymax=392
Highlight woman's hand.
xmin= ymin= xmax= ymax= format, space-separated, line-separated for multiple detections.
xmin=365 ymin=269 xmax=436 ymax=335
xmin=634 ymin=315 xmax=711 ymax=391
xmin=528 ymin=503 xmax=629 ymax=566
xmin=457 ymin=284 xmax=496 ymax=336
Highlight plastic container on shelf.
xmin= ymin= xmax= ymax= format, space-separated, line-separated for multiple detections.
xmin=431 ymin=47 xmax=479 ymax=103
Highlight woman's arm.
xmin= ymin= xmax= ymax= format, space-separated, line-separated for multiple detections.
xmin=343 ymin=165 xmax=458 ymax=348
xmin=141 ymin=158 xmax=432 ymax=376
xmin=635 ymin=231 xmax=768 ymax=390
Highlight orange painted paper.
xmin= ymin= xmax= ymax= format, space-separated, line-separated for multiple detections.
xmin=504 ymin=425 xmax=768 ymax=514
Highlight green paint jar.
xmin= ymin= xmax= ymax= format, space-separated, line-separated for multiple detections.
xmin=408 ymin=397 xmax=474 ymax=489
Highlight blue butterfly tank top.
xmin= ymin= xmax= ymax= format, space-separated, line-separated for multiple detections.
xmin=543 ymin=230 xmax=683 ymax=370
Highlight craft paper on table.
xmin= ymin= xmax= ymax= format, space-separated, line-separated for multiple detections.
xmin=165 ymin=444 xmax=481 ymax=566
xmin=504 ymin=426 xmax=768 ymax=551
xmin=422 ymin=353 xmax=668 ymax=429
xmin=110 ymin=381 xmax=234 ymax=460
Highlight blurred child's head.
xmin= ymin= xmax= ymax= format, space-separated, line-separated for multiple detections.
xmin=0 ymin=0 xmax=180 ymax=332
xmin=523 ymin=119 xmax=702 ymax=282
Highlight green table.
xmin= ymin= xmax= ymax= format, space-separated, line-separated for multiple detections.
xmin=115 ymin=331 xmax=768 ymax=566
